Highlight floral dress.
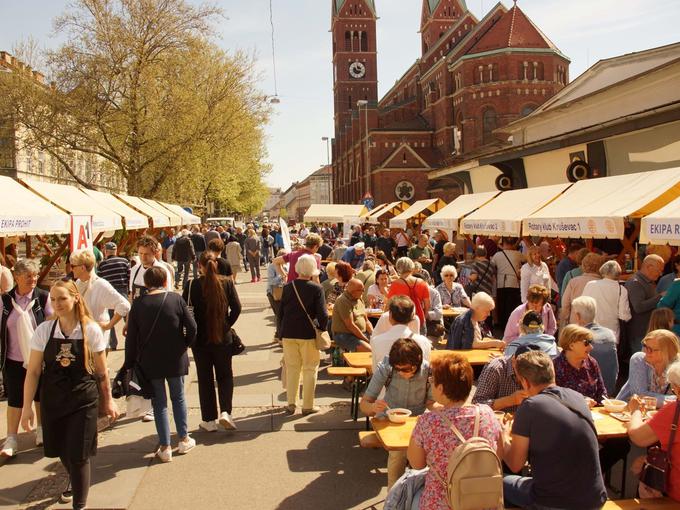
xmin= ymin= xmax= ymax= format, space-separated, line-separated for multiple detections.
xmin=412 ymin=405 xmax=501 ymax=510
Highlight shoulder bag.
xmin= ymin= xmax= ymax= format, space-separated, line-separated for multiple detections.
xmin=292 ymin=281 xmax=331 ymax=350
xmin=640 ymin=402 xmax=680 ymax=494
xmin=500 ymin=249 xmax=521 ymax=287
xmin=186 ymin=278 xmax=194 ymax=318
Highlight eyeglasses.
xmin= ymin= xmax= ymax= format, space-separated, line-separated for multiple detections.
xmin=394 ymin=365 xmax=417 ymax=374
xmin=642 ymin=342 xmax=662 ymax=353
xmin=582 ymin=339 xmax=593 ymax=347
xmin=443 ymin=274 xmax=455 ymax=278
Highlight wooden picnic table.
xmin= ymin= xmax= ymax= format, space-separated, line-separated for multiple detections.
xmin=327 ymin=305 xmax=467 ymax=319
xmin=370 ymin=407 xmax=629 ymax=451
xmin=343 ymin=348 xmax=504 ymax=373
xmin=602 ymin=498 xmax=677 ymax=509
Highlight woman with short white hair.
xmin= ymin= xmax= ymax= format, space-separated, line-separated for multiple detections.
xmin=279 ymin=254 xmax=329 ymax=415
xmin=581 ymin=260 xmax=631 ymax=341
xmin=70 ymin=250 xmax=130 ymax=351
xmin=447 ymin=292 xmax=504 ymax=350
xmin=436 ymin=264 xmax=471 ymax=308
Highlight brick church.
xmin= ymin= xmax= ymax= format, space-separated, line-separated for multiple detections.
xmin=331 ymin=0 xmax=571 ymax=205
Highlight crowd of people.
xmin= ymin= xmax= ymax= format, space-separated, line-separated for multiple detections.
xmin=3 ymin=218 xmax=680 ymax=509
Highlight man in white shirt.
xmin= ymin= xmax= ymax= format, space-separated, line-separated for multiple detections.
xmin=370 ymin=295 xmax=431 ymax=374
xmin=129 ymin=236 xmax=173 ymax=300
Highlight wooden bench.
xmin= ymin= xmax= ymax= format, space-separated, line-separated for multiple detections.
xmin=326 ymin=367 xmax=369 ymax=426
xmin=327 ymin=367 xmax=367 ymax=377
xmin=602 ymin=497 xmax=677 ymax=509
xmin=358 ymin=431 xmax=382 ymax=448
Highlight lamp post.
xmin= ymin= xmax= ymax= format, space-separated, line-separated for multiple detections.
xmin=356 ymin=99 xmax=370 ymax=200
xmin=321 ymin=136 xmax=330 ymax=166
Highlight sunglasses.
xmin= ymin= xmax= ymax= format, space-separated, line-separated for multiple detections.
xmin=394 ymin=365 xmax=417 ymax=374
xmin=443 ymin=274 xmax=455 ymax=278
xmin=642 ymin=342 xmax=662 ymax=353
xmin=582 ymin=339 xmax=593 ymax=347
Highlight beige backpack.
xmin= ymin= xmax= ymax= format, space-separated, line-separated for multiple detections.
xmin=429 ymin=406 xmax=504 ymax=510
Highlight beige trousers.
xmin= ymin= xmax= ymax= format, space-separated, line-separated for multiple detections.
xmin=387 ymin=450 xmax=408 ymax=489
xmin=282 ymin=338 xmax=321 ymax=409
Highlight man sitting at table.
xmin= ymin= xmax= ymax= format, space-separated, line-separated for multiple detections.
xmin=360 ymin=338 xmax=437 ymax=489
xmin=472 ymin=344 xmax=547 ymax=413
xmin=504 ymin=311 xmax=557 ymax=358
xmin=370 ymin=296 xmax=431 ymax=373
xmin=502 ymin=350 xmax=607 ymax=510
xmin=447 ymin=292 xmax=505 ymax=350
xmin=331 ymin=278 xmax=372 ymax=352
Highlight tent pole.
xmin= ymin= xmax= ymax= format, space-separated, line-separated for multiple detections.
xmin=38 ymin=236 xmax=69 ymax=285
xmin=26 ymin=236 xmax=32 ymax=258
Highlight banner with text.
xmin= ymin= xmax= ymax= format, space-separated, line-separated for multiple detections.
xmin=642 ymin=218 xmax=680 ymax=245
xmin=522 ymin=217 xmax=624 ymax=239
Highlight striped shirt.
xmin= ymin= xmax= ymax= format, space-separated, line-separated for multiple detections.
xmin=98 ymin=256 xmax=130 ymax=294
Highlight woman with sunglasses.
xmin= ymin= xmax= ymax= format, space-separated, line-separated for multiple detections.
xmin=553 ymin=324 xmax=607 ymax=406
xmin=359 ymin=338 xmax=436 ymax=489
xmin=617 ymin=329 xmax=680 ymax=408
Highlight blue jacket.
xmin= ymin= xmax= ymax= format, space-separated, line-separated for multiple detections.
xmin=447 ymin=309 xmax=474 ymax=349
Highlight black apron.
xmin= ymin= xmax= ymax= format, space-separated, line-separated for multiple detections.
xmin=131 ymin=265 xmax=149 ymax=300
xmin=40 ymin=321 xmax=99 ymax=461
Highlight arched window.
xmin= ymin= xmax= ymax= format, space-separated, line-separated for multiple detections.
xmin=520 ymin=105 xmax=536 ymax=117
xmin=345 ymin=31 xmax=351 ymax=51
xmin=361 ymin=32 xmax=368 ymax=52
xmin=482 ymin=108 xmax=497 ymax=145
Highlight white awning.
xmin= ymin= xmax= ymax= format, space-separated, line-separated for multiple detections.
xmin=524 ymin=168 xmax=680 ymax=239
xmin=22 ymin=179 xmax=123 ymax=232
xmin=0 ymin=177 xmax=70 ymax=236
xmin=303 ymin=204 xmax=368 ymax=223
xmin=115 ymin=194 xmax=170 ymax=228
xmin=422 ymin=192 xmax=500 ymax=232
xmin=641 ymin=194 xmax=680 ymax=245
xmin=389 ymin=199 xmax=446 ymax=229
xmin=160 ymin=202 xmax=201 ymax=225
xmin=364 ymin=201 xmax=409 ymax=223
xmin=80 ymin=189 xmax=148 ymax=230
xmin=140 ymin=198 xmax=183 ymax=227
xmin=461 ymin=183 xmax=571 ymax=237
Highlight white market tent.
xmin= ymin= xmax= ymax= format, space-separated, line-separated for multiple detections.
xmin=641 ymin=193 xmax=680 ymax=245
xmin=303 ymin=204 xmax=368 ymax=223
xmin=140 ymin=198 xmax=183 ymax=227
xmin=461 ymin=183 xmax=571 ymax=237
xmin=80 ymin=188 xmax=148 ymax=230
xmin=0 ymin=176 xmax=70 ymax=236
xmin=389 ymin=198 xmax=446 ymax=229
xmin=22 ymin=179 xmax=123 ymax=233
xmin=116 ymin=194 xmax=171 ymax=228
xmin=524 ymin=168 xmax=680 ymax=239
xmin=160 ymin=202 xmax=201 ymax=225
xmin=422 ymin=192 xmax=500 ymax=233
xmin=364 ymin=201 xmax=409 ymax=224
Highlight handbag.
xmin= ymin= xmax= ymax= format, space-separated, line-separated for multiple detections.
xmin=640 ymin=402 xmax=680 ymax=493
xmin=229 ymin=329 xmax=246 ymax=355
xmin=272 ymin=285 xmax=283 ymax=301
xmin=186 ymin=278 xmax=194 ymax=318
xmin=292 ymin=280 xmax=332 ymax=350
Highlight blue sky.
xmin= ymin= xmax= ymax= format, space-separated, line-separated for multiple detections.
xmin=1 ymin=0 xmax=680 ymax=191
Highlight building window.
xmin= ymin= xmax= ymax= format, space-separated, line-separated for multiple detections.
xmin=361 ymin=31 xmax=368 ymax=51
xmin=482 ymin=108 xmax=497 ymax=145
xmin=345 ymin=31 xmax=351 ymax=51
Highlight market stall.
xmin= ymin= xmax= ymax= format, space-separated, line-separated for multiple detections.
xmin=422 ymin=191 xmax=499 ymax=239
xmin=303 ymin=204 xmax=368 ymax=224
xmin=160 ymin=201 xmax=201 ymax=225
xmin=460 ymin=183 xmax=571 ymax=237
xmin=115 ymin=193 xmax=172 ymax=228
xmin=389 ymin=198 xmax=446 ymax=230
xmin=641 ymin=193 xmax=680 ymax=246
xmin=80 ymin=188 xmax=148 ymax=230
xmin=363 ymin=201 xmax=409 ymax=224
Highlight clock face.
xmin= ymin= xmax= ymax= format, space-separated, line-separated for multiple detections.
xmin=349 ymin=61 xmax=366 ymax=79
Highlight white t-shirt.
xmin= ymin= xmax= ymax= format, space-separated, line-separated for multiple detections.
xmin=129 ymin=260 xmax=173 ymax=295
xmin=491 ymin=249 xmax=523 ymax=289
xmin=370 ymin=323 xmax=432 ymax=374
xmin=373 ymin=311 xmax=420 ymax=337
xmin=30 ymin=319 xmax=107 ymax=353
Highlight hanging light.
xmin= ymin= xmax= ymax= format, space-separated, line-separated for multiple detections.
xmin=269 ymin=0 xmax=280 ymax=104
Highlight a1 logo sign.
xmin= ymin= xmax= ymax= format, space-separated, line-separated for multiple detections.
xmin=70 ymin=215 xmax=94 ymax=252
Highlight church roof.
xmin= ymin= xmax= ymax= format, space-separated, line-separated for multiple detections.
xmin=465 ymin=4 xmax=560 ymax=55
xmin=334 ymin=0 xmax=376 ymax=16
xmin=426 ymin=0 xmax=468 ymax=14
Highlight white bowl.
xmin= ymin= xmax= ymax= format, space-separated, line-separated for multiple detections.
xmin=603 ymin=399 xmax=627 ymax=413
xmin=386 ymin=408 xmax=412 ymax=423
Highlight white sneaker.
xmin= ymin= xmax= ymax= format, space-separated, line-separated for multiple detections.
xmin=142 ymin=411 xmax=155 ymax=422
xmin=0 ymin=436 xmax=18 ymax=457
xmin=218 ymin=412 xmax=237 ymax=430
xmin=199 ymin=420 xmax=218 ymax=432
xmin=35 ymin=427 xmax=43 ymax=446
xmin=177 ymin=436 xmax=196 ymax=454
xmin=155 ymin=447 xmax=172 ymax=463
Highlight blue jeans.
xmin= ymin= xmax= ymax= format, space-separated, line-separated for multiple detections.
xmin=150 ymin=377 xmax=188 ymax=446
xmin=590 ymin=341 xmax=618 ymax=397
xmin=175 ymin=261 xmax=191 ymax=288
xmin=192 ymin=251 xmax=203 ymax=279
xmin=333 ymin=332 xmax=363 ymax=352
xmin=503 ymin=475 xmax=601 ymax=510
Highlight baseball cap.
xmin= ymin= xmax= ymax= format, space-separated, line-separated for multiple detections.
xmin=104 ymin=242 xmax=117 ymax=251
xmin=513 ymin=343 xmax=542 ymax=358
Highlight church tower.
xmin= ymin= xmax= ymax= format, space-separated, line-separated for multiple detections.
xmin=331 ymin=0 xmax=378 ymax=137
xmin=420 ymin=0 xmax=466 ymax=55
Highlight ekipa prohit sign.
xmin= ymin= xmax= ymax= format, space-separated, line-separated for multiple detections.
xmin=70 ymin=215 xmax=94 ymax=252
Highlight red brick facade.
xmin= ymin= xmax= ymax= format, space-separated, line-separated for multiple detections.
xmin=331 ymin=0 xmax=570 ymax=205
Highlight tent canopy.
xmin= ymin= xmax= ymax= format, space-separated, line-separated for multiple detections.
xmin=365 ymin=201 xmax=409 ymax=224
xmin=303 ymin=204 xmax=368 ymax=223
xmin=23 ymin=179 xmax=123 ymax=232
xmin=461 ymin=183 xmax=570 ymax=237
xmin=524 ymin=168 xmax=680 ymax=239
xmin=116 ymin=194 xmax=171 ymax=228
xmin=422 ymin=192 xmax=500 ymax=232
xmin=389 ymin=199 xmax=446 ymax=229
xmin=160 ymin=202 xmax=201 ymax=225
xmin=641 ymin=194 xmax=680 ymax=245
xmin=80 ymin=188 xmax=148 ymax=230
xmin=141 ymin=198 xmax=182 ymax=227
xmin=0 ymin=177 xmax=71 ymax=236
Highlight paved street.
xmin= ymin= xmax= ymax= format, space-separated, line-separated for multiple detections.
xmin=0 ymin=271 xmax=389 ymax=510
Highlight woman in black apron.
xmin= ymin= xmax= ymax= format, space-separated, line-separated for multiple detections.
xmin=20 ymin=280 xmax=118 ymax=510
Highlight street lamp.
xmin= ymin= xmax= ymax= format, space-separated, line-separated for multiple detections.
xmin=356 ymin=100 xmax=370 ymax=199
xmin=321 ymin=136 xmax=330 ymax=166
